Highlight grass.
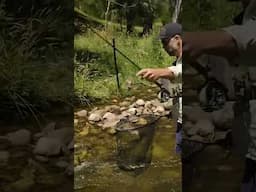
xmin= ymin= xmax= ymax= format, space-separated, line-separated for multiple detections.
xmin=74 ymin=27 xmax=175 ymax=103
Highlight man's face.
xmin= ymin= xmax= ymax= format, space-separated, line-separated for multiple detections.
xmin=161 ymin=35 xmax=181 ymax=57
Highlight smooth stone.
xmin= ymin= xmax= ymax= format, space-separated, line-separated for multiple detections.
xmin=6 ymin=129 xmax=31 ymax=146
xmin=135 ymin=99 xmax=145 ymax=106
xmin=55 ymin=160 xmax=69 ymax=169
xmin=76 ymin=110 xmax=88 ymax=118
xmin=33 ymin=137 xmax=63 ymax=156
xmin=35 ymin=155 xmax=49 ymax=163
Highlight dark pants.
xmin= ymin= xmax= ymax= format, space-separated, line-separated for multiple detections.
xmin=241 ymin=158 xmax=256 ymax=192
xmin=176 ymin=122 xmax=182 ymax=154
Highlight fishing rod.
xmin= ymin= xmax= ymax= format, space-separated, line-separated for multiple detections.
xmin=85 ymin=23 xmax=166 ymax=89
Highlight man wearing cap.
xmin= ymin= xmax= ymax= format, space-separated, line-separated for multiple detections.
xmin=183 ymin=0 xmax=256 ymax=191
xmin=137 ymin=22 xmax=183 ymax=154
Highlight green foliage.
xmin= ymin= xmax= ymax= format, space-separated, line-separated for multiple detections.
xmin=74 ymin=28 xmax=174 ymax=101
xmin=0 ymin=2 xmax=73 ymax=119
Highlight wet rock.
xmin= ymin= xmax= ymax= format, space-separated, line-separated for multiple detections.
xmin=0 ymin=151 xmax=9 ymax=166
xmin=196 ymin=119 xmax=215 ymax=137
xmin=76 ymin=110 xmax=88 ymax=118
xmin=135 ymin=99 xmax=145 ymax=106
xmin=35 ymin=155 xmax=49 ymax=163
xmin=33 ymin=137 xmax=63 ymax=156
xmin=6 ymin=129 xmax=31 ymax=146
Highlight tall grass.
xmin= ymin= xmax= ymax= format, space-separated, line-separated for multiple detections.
xmin=74 ymin=28 xmax=175 ymax=103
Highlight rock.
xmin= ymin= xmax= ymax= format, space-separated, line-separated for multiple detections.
xmin=6 ymin=129 xmax=31 ymax=146
xmin=42 ymin=122 xmax=56 ymax=134
xmin=212 ymin=102 xmax=235 ymax=130
xmin=154 ymin=106 xmax=165 ymax=114
xmin=135 ymin=99 xmax=145 ymax=106
xmin=127 ymin=108 xmax=137 ymax=115
xmin=35 ymin=155 xmax=49 ymax=163
xmin=119 ymin=111 xmax=131 ymax=119
xmin=136 ymin=107 xmax=143 ymax=116
xmin=105 ymin=105 xmax=121 ymax=114
xmin=102 ymin=112 xmax=120 ymax=129
xmin=88 ymin=113 xmax=102 ymax=122
xmin=120 ymin=107 xmax=127 ymax=111
xmin=47 ymin=128 xmax=73 ymax=145
xmin=119 ymin=101 xmax=130 ymax=107
xmin=33 ymin=132 xmax=44 ymax=141
xmin=151 ymin=99 xmax=162 ymax=107
xmin=55 ymin=160 xmax=69 ymax=169
xmin=143 ymin=108 xmax=152 ymax=115
xmin=195 ymin=119 xmax=215 ymax=137
xmin=184 ymin=122 xmax=198 ymax=136
xmin=33 ymin=137 xmax=63 ymax=156
xmin=74 ymin=119 xmax=79 ymax=127
xmin=0 ymin=151 xmax=9 ymax=165
xmin=144 ymin=101 xmax=153 ymax=109
xmin=183 ymin=106 xmax=211 ymax=123
xmin=76 ymin=110 xmax=88 ymax=118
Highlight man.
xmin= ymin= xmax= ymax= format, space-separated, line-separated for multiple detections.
xmin=137 ymin=22 xmax=182 ymax=153
xmin=183 ymin=0 xmax=256 ymax=191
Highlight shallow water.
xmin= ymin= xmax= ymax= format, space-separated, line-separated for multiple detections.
xmin=75 ymin=117 xmax=182 ymax=192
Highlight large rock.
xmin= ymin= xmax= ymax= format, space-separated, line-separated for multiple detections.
xmin=102 ymin=112 xmax=120 ymax=129
xmin=183 ymin=106 xmax=211 ymax=123
xmin=88 ymin=113 xmax=102 ymax=122
xmin=212 ymin=102 xmax=235 ymax=130
xmin=196 ymin=119 xmax=215 ymax=138
xmin=135 ymin=99 xmax=145 ymax=106
xmin=127 ymin=108 xmax=137 ymax=115
xmin=6 ymin=129 xmax=31 ymax=146
xmin=76 ymin=110 xmax=88 ymax=118
xmin=47 ymin=127 xmax=73 ymax=145
xmin=33 ymin=137 xmax=63 ymax=156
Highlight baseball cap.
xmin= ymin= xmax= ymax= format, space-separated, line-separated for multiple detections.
xmin=158 ymin=23 xmax=182 ymax=40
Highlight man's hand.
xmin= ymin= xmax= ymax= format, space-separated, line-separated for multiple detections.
xmin=136 ymin=68 xmax=173 ymax=81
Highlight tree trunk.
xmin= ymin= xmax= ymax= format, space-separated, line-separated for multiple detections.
xmin=172 ymin=0 xmax=182 ymax=22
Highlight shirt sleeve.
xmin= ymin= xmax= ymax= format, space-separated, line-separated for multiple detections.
xmin=222 ymin=19 xmax=256 ymax=54
xmin=168 ymin=64 xmax=182 ymax=78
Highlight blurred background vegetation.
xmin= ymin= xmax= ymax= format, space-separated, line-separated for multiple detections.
xmin=0 ymin=0 xmax=73 ymax=120
xmin=74 ymin=0 xmax=241 ymax=105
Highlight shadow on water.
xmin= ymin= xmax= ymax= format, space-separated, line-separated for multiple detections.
xmin=75 ymin=117 xmax=182 ymax=192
